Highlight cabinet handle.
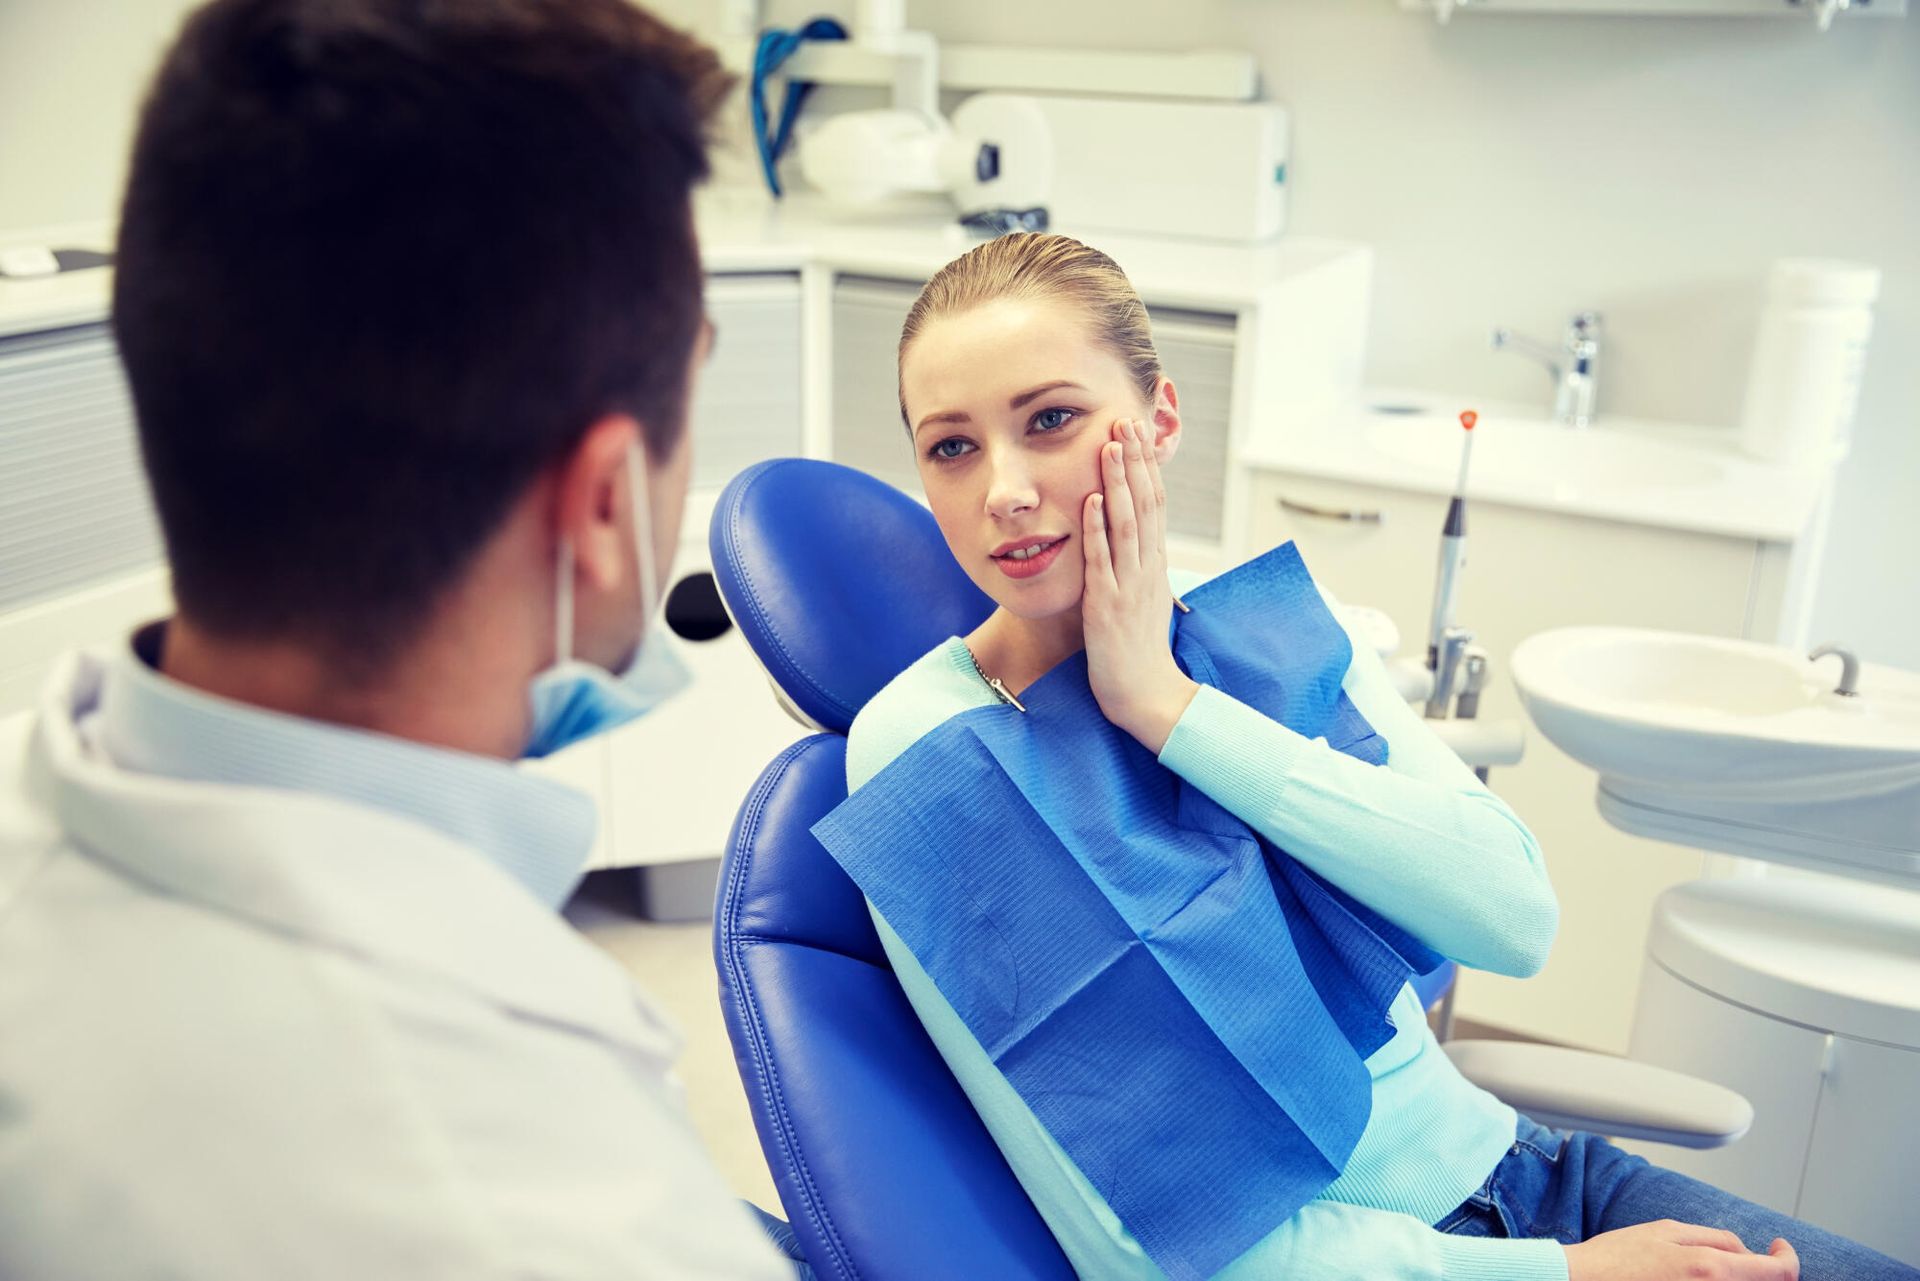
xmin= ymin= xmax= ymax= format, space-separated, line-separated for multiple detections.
xmin=1277 ymin=496 xmax=1386 ymax=525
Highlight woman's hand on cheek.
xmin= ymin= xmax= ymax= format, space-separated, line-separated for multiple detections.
xmin=1081 ymin=417 xmax=1198 ymax=755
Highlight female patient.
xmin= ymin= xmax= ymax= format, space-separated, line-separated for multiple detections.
xmin=841 ymin=232 xmax=1913 ymax=1281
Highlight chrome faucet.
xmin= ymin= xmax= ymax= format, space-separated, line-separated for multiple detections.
xmin=1808 ymin=643 xmax=1861 ymax=697
xmin=1491 ymin=311 xmax=1603 ymax=428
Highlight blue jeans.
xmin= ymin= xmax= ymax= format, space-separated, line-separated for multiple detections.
xmin=1436 ymin=1113 xmax=1919 ymax=1279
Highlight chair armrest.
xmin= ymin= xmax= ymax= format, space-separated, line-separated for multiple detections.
xmin=1442 ymin=1039 xmax=1753 ymax=1150
xmin=1425 ymin=718 xmax=1526 ymax=769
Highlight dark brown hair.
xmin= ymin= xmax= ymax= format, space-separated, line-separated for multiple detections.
xmin=114 ymin=0 xmax=730 ymax=665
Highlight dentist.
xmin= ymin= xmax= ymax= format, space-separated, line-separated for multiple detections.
xmin=0 ymin=1 xmax=802 ymax=1277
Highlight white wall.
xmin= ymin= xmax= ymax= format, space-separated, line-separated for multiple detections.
xmin=778 ymin=0 xmax=1920 ymax=668
xmin=4 ymin=0 xmax=1913 ymax=669
xmin=0 ymin=1 xmax=205 ymax=231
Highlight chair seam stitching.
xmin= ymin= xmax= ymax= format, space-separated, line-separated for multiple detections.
xmin=722 ymin=737 xmax=861 ymax=1281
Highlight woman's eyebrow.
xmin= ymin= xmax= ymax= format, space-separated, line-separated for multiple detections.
xmin=1009 ymin=380 xmax=1085 ymax=410
xmin=913 ymin=409 xmax=970 ymax=437
xmin=913 ymin=380 xmax=1088 ymax=436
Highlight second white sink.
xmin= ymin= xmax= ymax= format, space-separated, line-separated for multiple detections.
xmin=1511 ymin=627 xmax=1920 ymax=885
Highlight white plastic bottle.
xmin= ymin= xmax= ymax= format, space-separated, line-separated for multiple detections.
xmin=1738 ymin=259 xmax=1879 ymax=469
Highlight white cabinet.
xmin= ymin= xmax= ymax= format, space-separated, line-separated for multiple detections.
xmin=0 ymin=322 xmax=161 ymax=615
xmin=1246 ymin=469 xmax=1777 ymax=1052
xmin=1629 ymin=944 xmax=1920 ymax=1267
xmin=692 ymin=274 xmax=804 ymax=489
xmin=1795 ymin=1035 xmax=1920 ymax=1264
xmin=601 ymin=616 xmax=809 ymax=872
xmin=829 ymin=276 xmax=920 ymax=494
xmin=1626 ymin=958 xmax=1827 ymax=1213
xmin=1144 ymin=309 xmax=1237 ymax=545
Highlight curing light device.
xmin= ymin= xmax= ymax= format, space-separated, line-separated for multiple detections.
xmin=1424 ymin=410 xmax=1477 ymax=719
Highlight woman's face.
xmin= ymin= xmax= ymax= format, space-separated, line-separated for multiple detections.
xmin=901 ymin=296 xmax=1177 ymax=623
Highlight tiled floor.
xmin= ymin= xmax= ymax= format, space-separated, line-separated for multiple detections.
xmin=565 ymin=878 xmax=782 ymax=1215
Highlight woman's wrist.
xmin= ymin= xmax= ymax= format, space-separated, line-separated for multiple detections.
xmin=1113 ymin=667 xmax=1200 ymax=755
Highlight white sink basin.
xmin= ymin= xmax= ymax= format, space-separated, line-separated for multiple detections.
xmin=1362 ymin=412 xmax=1726 ymax=491
xmin=1511 ymin=627 xmax=1920 ymax=885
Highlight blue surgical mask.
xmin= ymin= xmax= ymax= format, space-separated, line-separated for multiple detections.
xmin=523 ymin=443 xmax=691 ymax=760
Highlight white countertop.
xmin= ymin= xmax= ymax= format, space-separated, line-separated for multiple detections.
xmin=1242 ymin=391 xmax=1828 ymax=544
xmin=0 ymin=190 xmax=1361 ymax=340
xmin=3 ymin=200 xmax=1823 ymax=546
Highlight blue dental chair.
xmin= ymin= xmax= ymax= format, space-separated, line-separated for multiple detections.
xmin=708 ymin=459 xmax=1747 ymax=1281
xmin=708 ymin=458 xmax=1073 ymax=1279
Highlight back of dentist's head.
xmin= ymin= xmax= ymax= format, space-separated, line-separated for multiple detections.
xmin=113 ymin=0 xmax=728 ymax=675
xmin=896 ymin=231 xmax=1164 ymax=429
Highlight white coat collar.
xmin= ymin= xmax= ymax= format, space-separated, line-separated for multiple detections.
xmin=30 ymin=647 xmax=681 ymax=1063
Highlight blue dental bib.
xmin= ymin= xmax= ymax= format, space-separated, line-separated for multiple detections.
xmin=811 ymin=543 xmax=1441 ymax=1281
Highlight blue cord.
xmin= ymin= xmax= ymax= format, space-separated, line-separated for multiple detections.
xmin=750 ymin=17 xmax=848 ymax=199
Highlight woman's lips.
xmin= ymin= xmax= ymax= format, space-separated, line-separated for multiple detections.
xmin=993 ymin=536 xmax=1068 ymax=580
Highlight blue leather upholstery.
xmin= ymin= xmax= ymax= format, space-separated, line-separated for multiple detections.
xmin=709 ymin=459 xmax=994 ymax=734
xmin=715 ymin=734 xmax=1075 ymax=1280
xmin=711 ymin=459 xmax=1072 ymax=1278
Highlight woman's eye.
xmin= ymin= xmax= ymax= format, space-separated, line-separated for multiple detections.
xmin=929 ymin=438 xmax=975 ymax=461
xmin=1032 ymin=406 xmax=1076 ymax=432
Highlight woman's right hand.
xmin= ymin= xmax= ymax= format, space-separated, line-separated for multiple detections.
xmin=1564 ymin=1221 xmax=1799 ymax=1280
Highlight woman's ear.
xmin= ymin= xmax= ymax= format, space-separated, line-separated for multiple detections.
xmin=1149 ymin=377 xmax=1182 ymax=464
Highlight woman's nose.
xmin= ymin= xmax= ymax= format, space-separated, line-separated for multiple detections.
xmin=983 ymin=451 xmax=1039 ymax=520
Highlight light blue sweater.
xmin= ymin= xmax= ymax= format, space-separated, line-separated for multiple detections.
xmin=844 ymin=579 xmax=1568 ymax=1281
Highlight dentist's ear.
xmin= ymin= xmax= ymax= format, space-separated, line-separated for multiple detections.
xmin=554 ymin=414 xmax=641 ymax=594
xmin=1149 ymin=377 xmax=1183 ymax=465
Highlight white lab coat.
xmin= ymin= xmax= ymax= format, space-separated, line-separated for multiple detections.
xmin=0 ymin=652 xmax=790 ymax=1281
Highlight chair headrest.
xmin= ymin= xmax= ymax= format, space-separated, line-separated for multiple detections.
xmin=710 ymin=459 xmax=995 ymax=735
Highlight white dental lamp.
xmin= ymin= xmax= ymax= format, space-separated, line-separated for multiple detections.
xmin=778 ymin=0 xmax=1054 ymax=227
xmin=796 ymin=94 xmax=1054 ymax=228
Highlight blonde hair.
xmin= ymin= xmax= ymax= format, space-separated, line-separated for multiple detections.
xmin=897 ymin=232 xmax=1162 ymax=429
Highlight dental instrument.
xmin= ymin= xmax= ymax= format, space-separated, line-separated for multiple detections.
xmin=1424 ymin=410 xmax=1476 ymax=719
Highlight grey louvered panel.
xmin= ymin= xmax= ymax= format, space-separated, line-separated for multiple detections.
xmin=0 ymin=368 xmax=133 ymax=409
xmin=830 ymin=276 xmax=921 ymax=495
xmin=1149 ymin=308 xmax=1237 ymax=544
xmin=0 ymin=323 xmax=163 ymax=612
xmin=690 ymin=274 xmax=803 ymax=491
xmin=3 ymin=413 xmax=150 ymax=485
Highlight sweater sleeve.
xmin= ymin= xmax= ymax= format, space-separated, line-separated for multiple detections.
xmin=1157 ymin=620 xmax=1558 ymax=977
